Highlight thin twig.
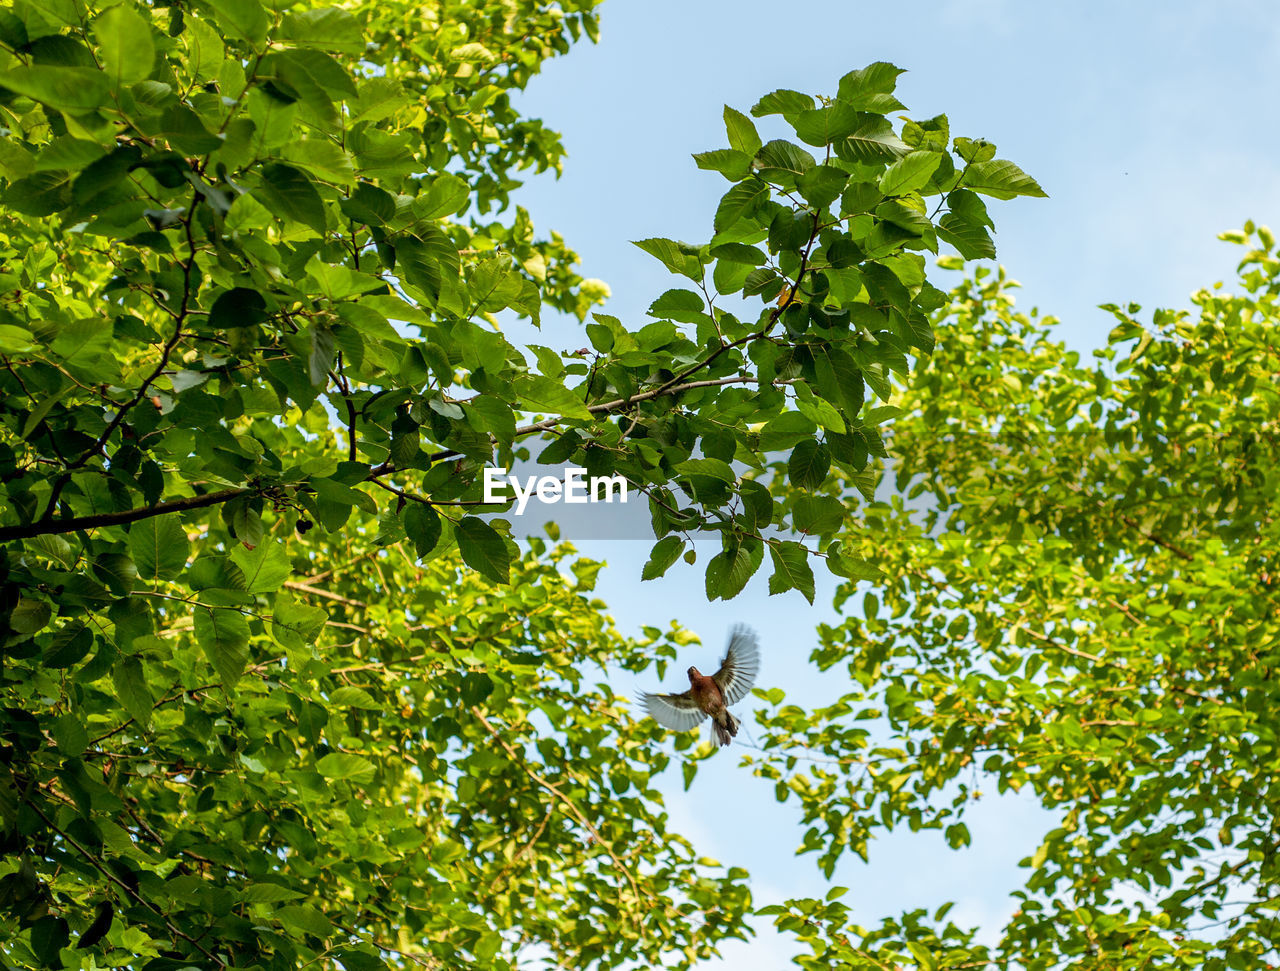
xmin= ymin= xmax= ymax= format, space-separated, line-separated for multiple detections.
xmin=22 ymin=796 xmax=227 ymax=967
xmin=282 ymin=581 xmax=369 ymax=609
xmin=469 ymin=706 xmax=648 ymax=917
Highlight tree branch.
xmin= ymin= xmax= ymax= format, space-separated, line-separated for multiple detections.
xmin=648 ymin=206 xmax=821 ymax=401
xmin=21 ymin=795 xmax=227 ymax=967
xmin=282 ymin=580 xmax=369 ymax=609
xmin=0 ymin=372 xmax=792 ymax=541
xmin=469 ymin=706 xmax=649 ymax=919
xmin=39 ymin=189 xmax=202 ymax=522
xmin=1117 ymin=512 xmax=1195 ymax=561
xmin=0 ymin=487 xmax=247 ymax=541
xmin=398 ymin=374 xmax=779 ymax=469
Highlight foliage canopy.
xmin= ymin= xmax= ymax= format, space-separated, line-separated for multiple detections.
xmin=0 ymin=0 xmax=1042 ymax=597
xmin=755 ymin=228 xmax=1280 ymax=970
xmin=12 ymin=0 xmax=1270 ymax=969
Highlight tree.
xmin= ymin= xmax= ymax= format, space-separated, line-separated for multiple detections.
xmin=754 ymin=227 xmax=1280 ymax=970
xmin=0 ymin=0 xmax=1049 ymax=968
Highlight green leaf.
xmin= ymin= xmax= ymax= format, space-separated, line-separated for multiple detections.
xmin=768 ymin=542 xmax=815 ymax=603
xmin=403 ymin=503 xmax=442 ymax=558
xmin=515 ymin=374 xmax=592 ymax=421
xmin=395 ymin=228 xmax=461 ymax=300
xmin=281 ymin=139 xmax=356 ymax=186
xmin=29 ymin=917 xmax=70 ymax=967
xmin=812 ymin=345 xmax=864 ymax=416
xmin=946 ymin=822 xmax=971 ymax=848
xmin=53 ymin=712 xmax=88 ymax=755
xmin=186 ymin=15 xmax=225 ymax=83
xmin=92 ymin=552 xmax=137 ymax=596
xmin=798 ymin=164 xmax=847 ymax=210
xmin=705 ymin=539 xmax=763 ymax=601
xmin=724 ymin=105 xmax=762 ymax=155
xmin=468 ymin=255 xmax=525 ymax=313
xmin=837 ymin=116 xmax=909 ymax=164
xmin=231 ymin=503 xmax=265 ymax=548
xmin=954 ymin=136 xmax=997 ymax=163
xmin=3 ymin=172 xmax=72 ymax=217
xmin=642 ymin=536 xmax=683 ymax=581
xmin=316 ymin=752 xmax=376 ymax=783
xmin=751 ymin=89 xmax=813 ymax=118
xmin=794 ymin=393 xmax=846 ymax=433
xmin=792 ymin=495 xmax=845 ymax=537
xmin=0 ymin=66 xmax=110 ymax=113
xmin=205 ymin=0 xmax=270 ymax=46
xmin=826 ymin=544 xmax=883 ymax=580
xmin=309 ymin=320 xmax=336 ymax=386
xmin=45 ymin=623 xmax=92 ymax=668
xmin=112 ymin=656 xmax=153 ymax=726
xmin=753 ymin=139 xmax=815 ymax=186
xmin=938 ymin=191 xmax=997 ymax=260
xmin=279 ymin=7 xmax=365 ymax=54
xmin=759 ymin=411 xmax=817 ymax=451
xmin=247 ymin=87 xmax=298 ymax=153
xmin=193 ymin=606 xmax=251 ymax=686
xmin=787 ymin=440 xmax=831 ymax=490
xmin=963 ymin=159 xmax=1047 ymax=199
xmin=330 ymin=686 xmax=381 ymax=709
xmin=791 ymin=101 xmax=863 ymax=147
xmin=256 ymin=163 xmax=327 ymax=234
xmin=712 ymin=260 xmax=753 ymax=296
xmin=466 ymin=395 xmax=516 ymax=444
xmin=714 ymin=180 xmax=769 ymax=233
xmin=271 ymin=594 xmax=327 ymax=650
xmin=11 ymin=597 xmax=51 ymax=634
xmin=456 ymin=517 xmax=510 ymax=583
xmin=632 ymin=237 xmax=704 ymax=280
xmin=230 ymin=540 xmax=291 ymax=593
xmin=837 ymin=62 xmax=906 ymax=105
xmin=242 ymin=884 xmax=306 ymax=904
xmin=340 ymin=182 xmax=396 ymax=225
xmin=709 ymin=242 xmax=765 ymax=266
xmin=329 ymin=947 xmax=388 ymax=971
xmin=209 ymin=287 xmax=270 ymax=329
xmin=841 ymin=181 xmax=883 ymax=215
xmin=462 ymin=671 xmax=494 ymax=705
xmin=693 ymin=148 xmax=751 ymax=181
xmin=96 ymin=6 xmax=154 ymax=86
xmin=73 ymin=145 xmax=142 ymax=206
xmin=415 ymin=173 xmax=470 ymax=219
xmin=675 ymin=458 xmax=736 ymax=482
xmin=867 ymin=357 xmax=900 ymax=400
xmin=278 ymin=904 xmax=333 ymax=938
xmin=904 ymin=309 xmax=935 ymax=354
xmin=907 ymin=942 xmax=938 ymax=971
xmin=879 ymin=150 xmax=943 ymax=195
xmin=130 ymin=515 xmax=190 ymax=581
xmin=0 ymin=324 xmax=37 ymax=354
xmin=51 ymin=318 xmax=113 ymax=378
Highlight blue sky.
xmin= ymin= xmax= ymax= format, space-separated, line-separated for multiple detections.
xmin=501 ymin=2 xmax=1280 ymax=965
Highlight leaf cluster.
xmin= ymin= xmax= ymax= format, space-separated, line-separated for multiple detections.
xmin=753 ymin=226 xmax=1280 ymax=969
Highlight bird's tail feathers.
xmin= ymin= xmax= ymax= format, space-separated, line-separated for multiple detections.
xmin=712 ymin=711 xmax=740 ymax=747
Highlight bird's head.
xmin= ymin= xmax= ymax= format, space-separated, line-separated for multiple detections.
xmin=686 ymin=665 xmax=701 ymax=682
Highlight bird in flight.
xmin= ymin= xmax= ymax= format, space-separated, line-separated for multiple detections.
xmin=640 ymin=625 xmax=760 ymax=747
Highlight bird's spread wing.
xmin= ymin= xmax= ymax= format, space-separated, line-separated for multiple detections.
xmin=641 ymin=690 xmax=707 ymax=732
xmin=712 ymin=624 xmax=760 ymax=706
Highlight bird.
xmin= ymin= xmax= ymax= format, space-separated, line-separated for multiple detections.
xmin=640 ymin=624 xmax=760 ymax=747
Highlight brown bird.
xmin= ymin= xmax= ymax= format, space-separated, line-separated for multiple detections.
xmin=641 ymin=625 xmax=760 ymax=747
